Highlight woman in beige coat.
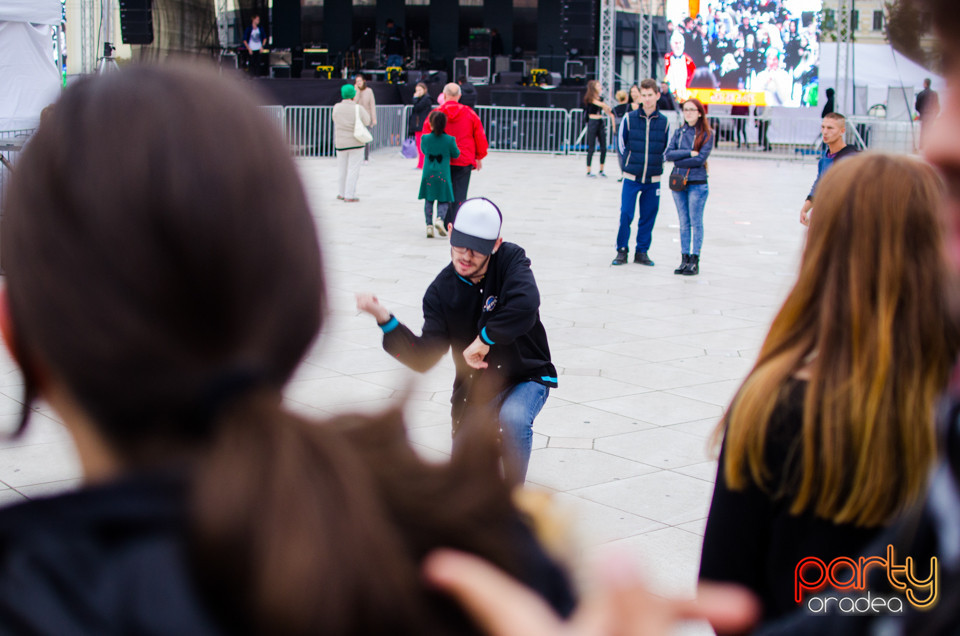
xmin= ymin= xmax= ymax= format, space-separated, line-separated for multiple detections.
xmin=332 ymin=84 xmax=371 ymax=202
xmin=354 ymin=73 xmax=376 ymax=161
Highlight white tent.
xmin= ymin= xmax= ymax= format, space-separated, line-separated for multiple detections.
xmin=819 ymin=42 xmax=943 ymax=119
xmin=0 ymin=0 xmax=62 ymax=131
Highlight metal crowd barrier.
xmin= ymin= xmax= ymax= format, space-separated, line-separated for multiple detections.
xmin=264 ymin=105 xmax=918 ymax=160
xmin=565 ymin=108 xmax=616 ymax=156
xmin=371 ymin=105 xmax=409 ymax=151
xmin=283 ymin=106 xmax=334 ymax=157
xmin=476 ymin=106 xmax=569 ymax=154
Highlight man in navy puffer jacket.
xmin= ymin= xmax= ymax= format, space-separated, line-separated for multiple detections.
xmin=613 ymin=78 xmax=670 ymax=266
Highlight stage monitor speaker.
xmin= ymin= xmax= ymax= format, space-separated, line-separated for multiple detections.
xmin=521 ymin=91 xmax=550 ymax=108
xmin=565 ymin=60 xmax=586 ymax=79
xmin=509 ymin=59 xmax=527 ymax=74
xmin=119 ymin=0 xmax=153 ymax=45
xmin=494 ymin=71 xmax=524 ymax=85
xmin=467 ymin=57 xmax=490 ymax=84
xmin=406 ymin=70 xmax=424 ymax=84
xmin=303 ymin=49 xmax=329 ymax=67
xmin=269 ymin=50 xmax=292 ymax=66
xmin=427 ymin=71 xmax=447 ymax=85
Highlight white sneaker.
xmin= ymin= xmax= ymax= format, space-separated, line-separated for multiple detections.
xmin=426 ymin=225 xmax=434 ymax=238
xmin=434 ymin=218 xmax=447 ymax=237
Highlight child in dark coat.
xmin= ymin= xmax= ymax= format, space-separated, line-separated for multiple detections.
xmin=418 ymin=111 xmax=460 ymax=238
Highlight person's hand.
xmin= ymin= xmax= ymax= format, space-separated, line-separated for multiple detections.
xmin=800 ymin=199 xmax=813 ymax=226
xmin=355 ymin=293 xmax=391 ymax=324
xmin=690 ymin=150 xmax=699 ymax=156
xmin=423 ymin=549 xmax=761 ymax=636
xmin=463 ymin=336 xmax=490 ymax=369
xmin=475 ymin=159 xmax=483 ymax=171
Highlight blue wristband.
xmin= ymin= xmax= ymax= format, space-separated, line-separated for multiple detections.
xmin=379 ymin=316 xmax=399 ymax=334
xmin=480 ymin=326 xmax=495 ymax=345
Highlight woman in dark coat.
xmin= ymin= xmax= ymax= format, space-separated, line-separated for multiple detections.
xmin=409 ymin=82 xmax=433 ymax=169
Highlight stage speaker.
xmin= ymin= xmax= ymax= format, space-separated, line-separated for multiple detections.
xmin=490 ymin=90 xmax=520 ymax=107
xmin=549 ymin=91 xmax=580 ymax=110
xmin=303 ymin=49 xmax=329 ymax=67
xmin=521 ymin=91 xmax=550 ymax=108
xmin=269 ymin=50 xmax=292 ymax=66
xmin=494 ymin=71 xmax=524 ymax=85
xmin=406 ymin=70 xmax=424 ymax=84
xmin=273 ymin=0 xmax=301 ymax=49
xmin=119 ymin=0 xmax=153 ymax=45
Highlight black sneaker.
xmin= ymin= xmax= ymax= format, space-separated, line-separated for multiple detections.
xmin=611 ymin=249 xmax=629 ymax=266
xmin=634 ymin=252 xmax=654 ymax=266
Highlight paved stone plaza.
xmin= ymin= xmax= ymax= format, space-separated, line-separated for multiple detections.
xmin=0 ymin=148 xmax=815 ymax=630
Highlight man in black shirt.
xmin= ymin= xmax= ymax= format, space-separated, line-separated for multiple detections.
xmin=356 ymin=198 xmax=556 ymax=484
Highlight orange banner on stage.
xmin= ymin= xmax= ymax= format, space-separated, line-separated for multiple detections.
xmin=683 ymin=88 xmax=767 ymax=106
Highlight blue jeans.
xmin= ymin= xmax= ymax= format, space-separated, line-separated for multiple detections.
xmin=617 ymin=179 xmax=661 ymax=251
xmin=496 ymin=381 xmax=549 ymax=483
xmin=672 ymin=182 xmax=708 ymax=254
xmin=424 ymin=200 xmax=449 ymax=225
xmin=386 ymin=54 xmax=403 ymax=68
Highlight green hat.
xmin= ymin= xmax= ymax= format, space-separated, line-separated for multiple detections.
xmin=341 ymin=84 xmax=356 ymax=99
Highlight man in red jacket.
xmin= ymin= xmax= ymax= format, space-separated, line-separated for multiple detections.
xmin=423 ymin=83 xmax=489 ymax=225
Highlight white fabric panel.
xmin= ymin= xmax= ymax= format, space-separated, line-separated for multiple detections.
xmin=0 ymin=0 xmax=62 ymax=26
xmin=0 ymin=21 xmax=60 ymax=130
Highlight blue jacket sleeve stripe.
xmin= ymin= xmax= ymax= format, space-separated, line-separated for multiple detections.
xmin=380 ymin=316 xmax=400 ymax=333
xmin=480 ymin=326 xmax=495 ymax=345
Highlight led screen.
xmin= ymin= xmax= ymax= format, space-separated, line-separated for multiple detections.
xmin=662 ymin=0 xmax=821 ymax=107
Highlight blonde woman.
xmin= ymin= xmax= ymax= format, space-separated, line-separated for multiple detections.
xmin=355 ymin=72 xmax=377 ymax=161
xmin=699 ymin=153 xmax=959 ymax=622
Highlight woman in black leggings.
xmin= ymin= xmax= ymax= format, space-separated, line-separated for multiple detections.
xmin=583 ymin=80 xmax=615 ymax=178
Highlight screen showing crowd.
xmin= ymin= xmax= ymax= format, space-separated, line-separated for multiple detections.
xmin=663 ymin=0 xmax=821 ymax=107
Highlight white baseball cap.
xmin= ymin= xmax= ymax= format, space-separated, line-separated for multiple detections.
xmin=450 ymin=198 xmax=503 ymax=255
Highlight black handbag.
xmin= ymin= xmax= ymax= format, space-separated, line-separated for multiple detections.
xmin=669 ymin=168 xmax=690 ymax=192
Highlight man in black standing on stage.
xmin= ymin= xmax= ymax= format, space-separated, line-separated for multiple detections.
xmin=242 ymin=15 xmax=265 ymax=77
xmin=384 ymin=18 xmax=405 ymax=68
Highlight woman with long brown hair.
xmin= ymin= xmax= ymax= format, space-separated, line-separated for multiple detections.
xmin=665 ymin=97 xmax=713 ymax=275
xmin=698 ymin=153 xmax=958 ymax=621
xmin=582 ymin=79 xmax=615 ymax=178
xmin=0 ymin=64 xmax=574 ymax=633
